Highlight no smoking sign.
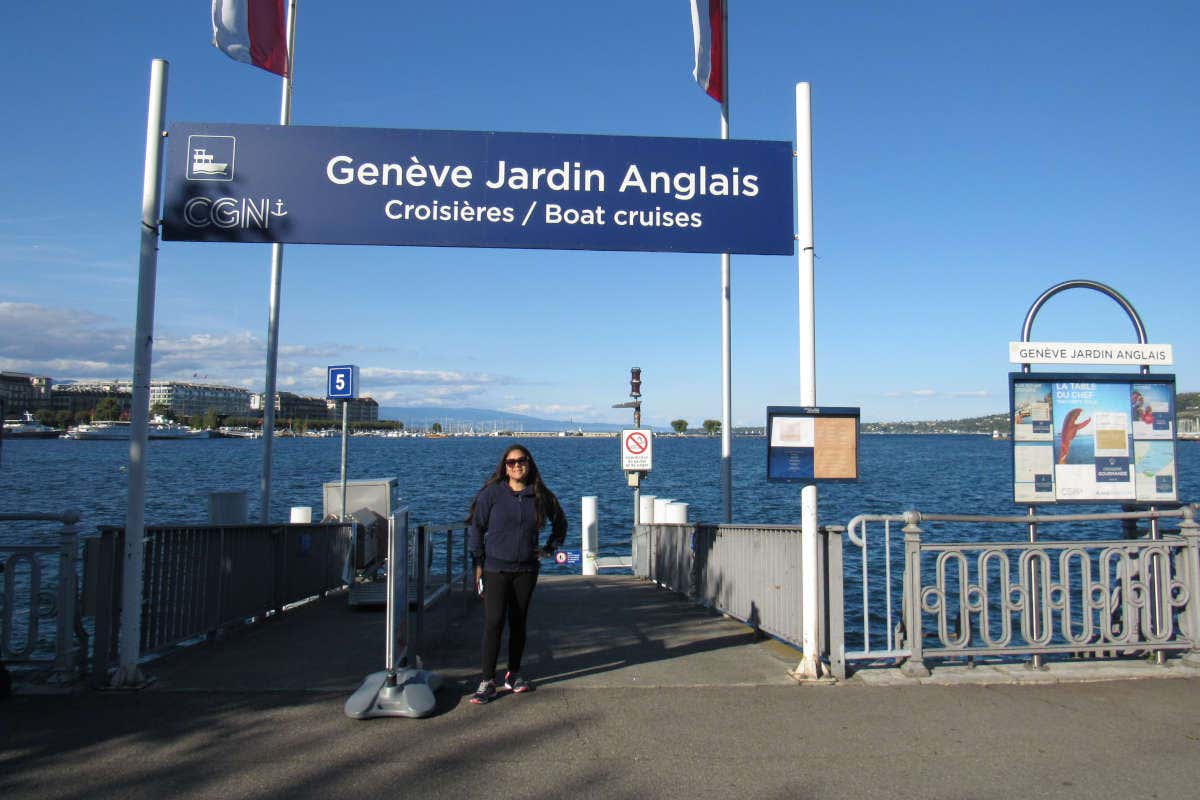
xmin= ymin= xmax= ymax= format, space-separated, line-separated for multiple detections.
xmin=620 ymin=429 xmax=654 ymax=472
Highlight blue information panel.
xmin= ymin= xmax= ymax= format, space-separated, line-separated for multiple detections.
xmin=162 ymin=123 xmax=794 ymax=256
xmin=327 ymin=365 xmax=358 ymax=400
xmin=766 ymin=406 xmax=860 ymax=484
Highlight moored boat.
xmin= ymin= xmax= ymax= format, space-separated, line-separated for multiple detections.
xmin=65 ymin=415 xmax=212 ymax=440
xmin=216 ymin=426 xmax=262 ymax=439
xmin=2 ymin=411 xmax=64 ymax=439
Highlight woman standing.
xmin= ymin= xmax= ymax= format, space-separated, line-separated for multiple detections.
xmin=467 ymin=444 xmax=567 ymax=704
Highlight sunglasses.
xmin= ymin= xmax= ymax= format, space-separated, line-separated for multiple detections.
xmin=505 ymin=457 xmax=530 ymax=467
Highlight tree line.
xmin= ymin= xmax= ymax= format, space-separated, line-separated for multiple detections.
xmin=669 ymin=419 xmax=722 ymax=436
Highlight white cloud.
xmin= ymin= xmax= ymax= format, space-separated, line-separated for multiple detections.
xmin=0 ymin=303 xmax=127 ymax=364
xmin=1 ymin=302 xmax=542 ymax=412
xmin=353 ymin=367 xmax=517 ymax=386
xmin=503 ymin=403 xmax=594 ymax=418
xmin=372 ymin=385 xmax=492 ymax=406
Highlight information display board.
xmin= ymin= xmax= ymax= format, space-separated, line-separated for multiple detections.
xmin=766 ymin=406 xmax=860 ymax=483
xmin=1009 ymin=372 xmax=1178 ymax=504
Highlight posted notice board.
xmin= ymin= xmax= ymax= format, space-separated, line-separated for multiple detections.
xmin=766 ymin=406 xmax=860 ymax=483
xmin=1010 ymin=372 xmax=1178 ymax=504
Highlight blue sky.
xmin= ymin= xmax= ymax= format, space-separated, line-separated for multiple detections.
xmin=2 ymin=2 xmax=1196 ymax=425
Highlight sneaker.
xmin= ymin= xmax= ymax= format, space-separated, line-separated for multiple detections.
xmin=469 ymin=679 xmax=497 ymax=704
xmin=504 ymin=672 xmax=531 ymax=693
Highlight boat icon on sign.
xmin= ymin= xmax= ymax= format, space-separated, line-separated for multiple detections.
xmin=191 ymin=149 xmax=228 ymax=176
xmin=185 ymin=135 xmax=236 ymax=181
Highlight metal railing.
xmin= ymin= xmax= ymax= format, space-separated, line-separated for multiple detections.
xmin=633 ymin=523 xmax=805 ymax=647
xmin=88 ymin=521 xmax=353 ymax=685
xmin=834 ymin=506 xmax=1200 ymax=679
xmin=411 ymin=522 xmax=472 ymax=655
xmin=0 ymin=511 xmax=86 ymax=678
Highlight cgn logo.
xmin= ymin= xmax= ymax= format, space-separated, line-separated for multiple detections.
xmin=186 ymin=135 xmax=236 ymax=181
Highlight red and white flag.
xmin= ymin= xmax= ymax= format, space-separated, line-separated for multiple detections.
xmin=212 ymin=0 xmax=289 ymax=77
xmin=690 ymin=0 xmax=725 ymax=103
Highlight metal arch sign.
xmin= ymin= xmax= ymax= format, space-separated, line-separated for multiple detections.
xmin=161 ymin=122 xmax=794 ymax=256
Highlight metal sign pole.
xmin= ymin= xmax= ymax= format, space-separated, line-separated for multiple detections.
xmin=615 ymin=368 xmax=645 ymax=528
xmin=259 ymin=0 xmax=298 ymax=524
xmin=794 ymin=82 xmax=824 ymax=681
xmin=340 ymin=400 xmax=349 ymax=520
xmin=719 ymin=8 xmax=733 ymax=523
xmin=114 ymin=58 xmax=168 ymax=689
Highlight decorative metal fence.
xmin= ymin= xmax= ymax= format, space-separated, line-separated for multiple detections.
xmin=0 ymin=511 xmax=85 ymax=677
xmin=832 ymin=506 xmax=1200 ymax=679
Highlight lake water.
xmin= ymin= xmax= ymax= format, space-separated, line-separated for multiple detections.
xmin=3 ymin=434 xmax=1198 ymax=568
xmin=4 ymin=434 xmax=1198 ymax=659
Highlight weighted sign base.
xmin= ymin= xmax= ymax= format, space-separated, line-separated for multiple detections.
xmin=344 ymin=668 xmax=443 ymax=719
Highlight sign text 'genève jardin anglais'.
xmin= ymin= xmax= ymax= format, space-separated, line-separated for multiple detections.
xmin=162 ymin=123 xmax=795 ymax=256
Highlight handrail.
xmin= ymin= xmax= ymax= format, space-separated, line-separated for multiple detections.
xmin=847 ymin=506 xmax=1194 ymax=547
xmin=839 ymin=505 xmax=1200 ymax=676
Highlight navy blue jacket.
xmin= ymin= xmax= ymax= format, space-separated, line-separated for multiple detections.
xmin=468 ymin=481 xmax=567 ymax=572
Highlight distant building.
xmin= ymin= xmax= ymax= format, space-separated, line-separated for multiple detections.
xmin=149 ymin=381 xmax=251 ymax=417
xmin=252 ymin=392 xmax=331 ymax=420
xmin=326 ymin=397 xmax=379 ymax=422
xmin=49 ymin=382 xmax=131 ymax=415
xmin=0 ymin=372 xmax=52 ymax=412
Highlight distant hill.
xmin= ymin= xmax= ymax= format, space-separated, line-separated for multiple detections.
xmin=864 ymin=391 xmax=1199 ymax=434
xmin=862 ymin=413 xmax=1010 ymax=435
xmin=380 ymin=392 xmax=1199 ymax=436
xmin=378 ymin=406 xmax=626 ymax=433
xmin=1179 ymin=391 xmax=1200 ymax=418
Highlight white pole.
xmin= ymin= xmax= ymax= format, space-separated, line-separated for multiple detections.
xmin=115 ymin=58 xmax=168 ymax=688
xmin=582 ymin=496 xmax=598 ymax=576
xmin=719 ymin=0 xmax=733 ymax=524
xmin=340 ymin=400 xmax=349 ymax=519
xmin=259 ymin=0 xmax=298 ymax=523
xmin=794 ymin=82 xmax=823 ymax=680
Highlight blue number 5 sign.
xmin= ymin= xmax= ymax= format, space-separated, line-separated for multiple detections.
xmin=327 ymin=365 xmax=358 ymax=400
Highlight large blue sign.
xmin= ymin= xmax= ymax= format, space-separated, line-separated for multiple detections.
xmin=162 ymin=123 xmax=794 ymax=256
xmin=327 ymin=365 xmax=358 ymax=400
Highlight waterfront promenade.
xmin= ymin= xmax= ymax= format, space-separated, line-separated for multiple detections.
xmin=4 ymin=575 xmax=1200 ymax=799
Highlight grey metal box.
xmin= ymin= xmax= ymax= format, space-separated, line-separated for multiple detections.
xmin=322 ymin=477 xmax=398 ymax=521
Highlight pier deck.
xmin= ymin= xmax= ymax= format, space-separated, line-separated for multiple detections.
xmin=4 ymin=575 xmax=1200 ymax=799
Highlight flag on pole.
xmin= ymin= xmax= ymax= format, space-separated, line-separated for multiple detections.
xmin=212 ymin=0 xmax=289 ymax=76
xmin=690 ymin=0 xmax=725 ymax=103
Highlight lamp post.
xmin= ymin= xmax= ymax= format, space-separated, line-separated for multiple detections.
xmin=613 ymin=367 xmax=644 ymax=525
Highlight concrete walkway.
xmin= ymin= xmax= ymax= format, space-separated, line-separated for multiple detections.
xmin=4 ymin=575 xmax=1200 ymax=799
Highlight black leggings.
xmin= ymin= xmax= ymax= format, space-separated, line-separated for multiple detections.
xmin=481 ymin=570 xmax=538 ymax=678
